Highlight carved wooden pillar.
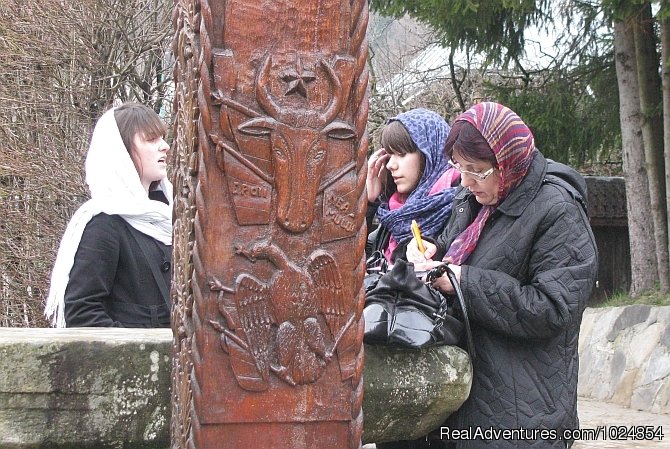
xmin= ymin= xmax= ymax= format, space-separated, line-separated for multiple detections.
xmin=171 ymin=1 xmax=369 ymax=448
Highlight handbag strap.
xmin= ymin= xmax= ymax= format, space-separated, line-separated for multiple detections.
xmin=366 ymin=250 xmax=388 ymax=273
xmin=445 ymin=267 xmax=476 ymax=360
xmin=427 ymin=263 xmax=476 ymax=359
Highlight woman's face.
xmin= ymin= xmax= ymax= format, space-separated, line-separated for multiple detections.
xmin=451 ymin=149 xmax=500 ymax=206
xmin=385 ymin=150 xmax=423 ymax=195
xmin=131 ymin=132 xmax=169 ymax=192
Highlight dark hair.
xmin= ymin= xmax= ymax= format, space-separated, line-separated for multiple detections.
xmin=114 ymin=103 xmax=167 ymax=155
xmin=444 ymin=120 xmax=497 ymax=167
xmin=381 ymin=120 xmax=419 ymax=155
xmin=378 ymin=120 xmax=426 ymax=198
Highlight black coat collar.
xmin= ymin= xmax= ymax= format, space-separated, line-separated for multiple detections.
xmin=495 ymin=152 xmax=547 ymax=218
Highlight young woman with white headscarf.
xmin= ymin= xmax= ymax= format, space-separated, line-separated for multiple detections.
xmin=45 ymin=103 xmax=173 ymax=328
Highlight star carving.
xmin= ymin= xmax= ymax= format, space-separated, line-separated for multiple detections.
xmin=280 ymin=56 xmax=316 ymax=98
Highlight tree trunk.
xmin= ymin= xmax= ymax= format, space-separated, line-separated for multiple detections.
xmin=662 ymin=16 xmax=670 ymax=293
xmin=634 ymin=3 xmax=669 ymax=292
xmin=614 ymin=18 xmax=658 ymax=296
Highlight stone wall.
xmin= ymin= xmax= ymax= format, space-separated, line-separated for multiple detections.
xmin=579 ymin=305 xmax=670 ymax=414
xmin=0 ymin=328 xmax=471 ymax=448
xmin=2 ymin=305 xmax=667 ymax=448
xmin=0 ymin=328 xmax=172 ymax=449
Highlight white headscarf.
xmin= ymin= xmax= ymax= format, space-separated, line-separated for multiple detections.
xmin=45 ymin=107 xmax=173 ymax=327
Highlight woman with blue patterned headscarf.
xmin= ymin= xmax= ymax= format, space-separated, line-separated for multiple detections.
xmin=366 ymin=108 xmax=459 ymax=262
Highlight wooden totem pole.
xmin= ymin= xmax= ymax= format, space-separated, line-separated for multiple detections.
xmin=171 ymin=1 xmax=369 ymax=448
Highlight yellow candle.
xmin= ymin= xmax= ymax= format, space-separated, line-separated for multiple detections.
xmin=411 ymin=219 xmax=426 ymax=254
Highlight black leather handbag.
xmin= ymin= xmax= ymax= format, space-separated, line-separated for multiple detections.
xmin=363 ymin=259 xmax=475 ymax=356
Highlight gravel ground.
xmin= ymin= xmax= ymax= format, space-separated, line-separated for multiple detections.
xmin=362 ymin=397 xmax=669 ymax=448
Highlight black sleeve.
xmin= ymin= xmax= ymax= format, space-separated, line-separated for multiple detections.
xmin=63 ymin=214 xmax=121 ymax=327
xmin=432 ymin=238 xmax=448 ymax=261
xmin=365 ymin=200 xmax=380 ymax=234
xmin=365 ymin=227 xmax=379 ymax=261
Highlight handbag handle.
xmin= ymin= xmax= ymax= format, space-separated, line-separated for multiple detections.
xmin=366 ymin=250 xmax=388 ymax=273
xmin=426 ymin=264 xmax=476 ymax=359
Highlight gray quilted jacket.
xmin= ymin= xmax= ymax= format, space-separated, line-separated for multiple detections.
xmin=436 ymin=152 xmax=598 ymax=448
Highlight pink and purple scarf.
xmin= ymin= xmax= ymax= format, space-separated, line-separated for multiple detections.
xmin=445 ymin=102 xmax=537 ymax=265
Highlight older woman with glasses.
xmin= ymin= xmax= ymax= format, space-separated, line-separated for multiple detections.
xmin=407 ymin=102 xmax=598 ymax=449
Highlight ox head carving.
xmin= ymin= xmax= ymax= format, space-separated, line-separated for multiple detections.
xmin=238 ymin=55 xmax=355 ymax=233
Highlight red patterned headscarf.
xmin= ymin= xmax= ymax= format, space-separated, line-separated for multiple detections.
xmin=445 ymin=102 xmax=536 ymax=265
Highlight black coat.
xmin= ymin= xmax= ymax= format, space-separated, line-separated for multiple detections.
xmin=365 ymin=200 xmax=400 ymax=260
xmin=63 ymin=212 xmax=172 ymax=328
xmin=437 ymin=153 xmax=598 ymax=448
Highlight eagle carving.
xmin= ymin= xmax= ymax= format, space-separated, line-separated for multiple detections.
xmin=210 ymin=237 xmax=352 ymax=390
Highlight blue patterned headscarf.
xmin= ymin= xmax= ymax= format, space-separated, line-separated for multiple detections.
xmin=376 ymin=108 xmax=457 ymax=245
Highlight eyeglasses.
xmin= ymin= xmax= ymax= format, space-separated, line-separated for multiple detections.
xmin=449 ymin=161 xmax=496 ymax=182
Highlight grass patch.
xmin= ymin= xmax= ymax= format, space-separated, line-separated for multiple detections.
xmin=595 ymin=288 xmax=670 ymax=308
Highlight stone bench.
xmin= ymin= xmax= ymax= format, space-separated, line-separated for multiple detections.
xmin=0 ymin=328 xmax=471 ymax=448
